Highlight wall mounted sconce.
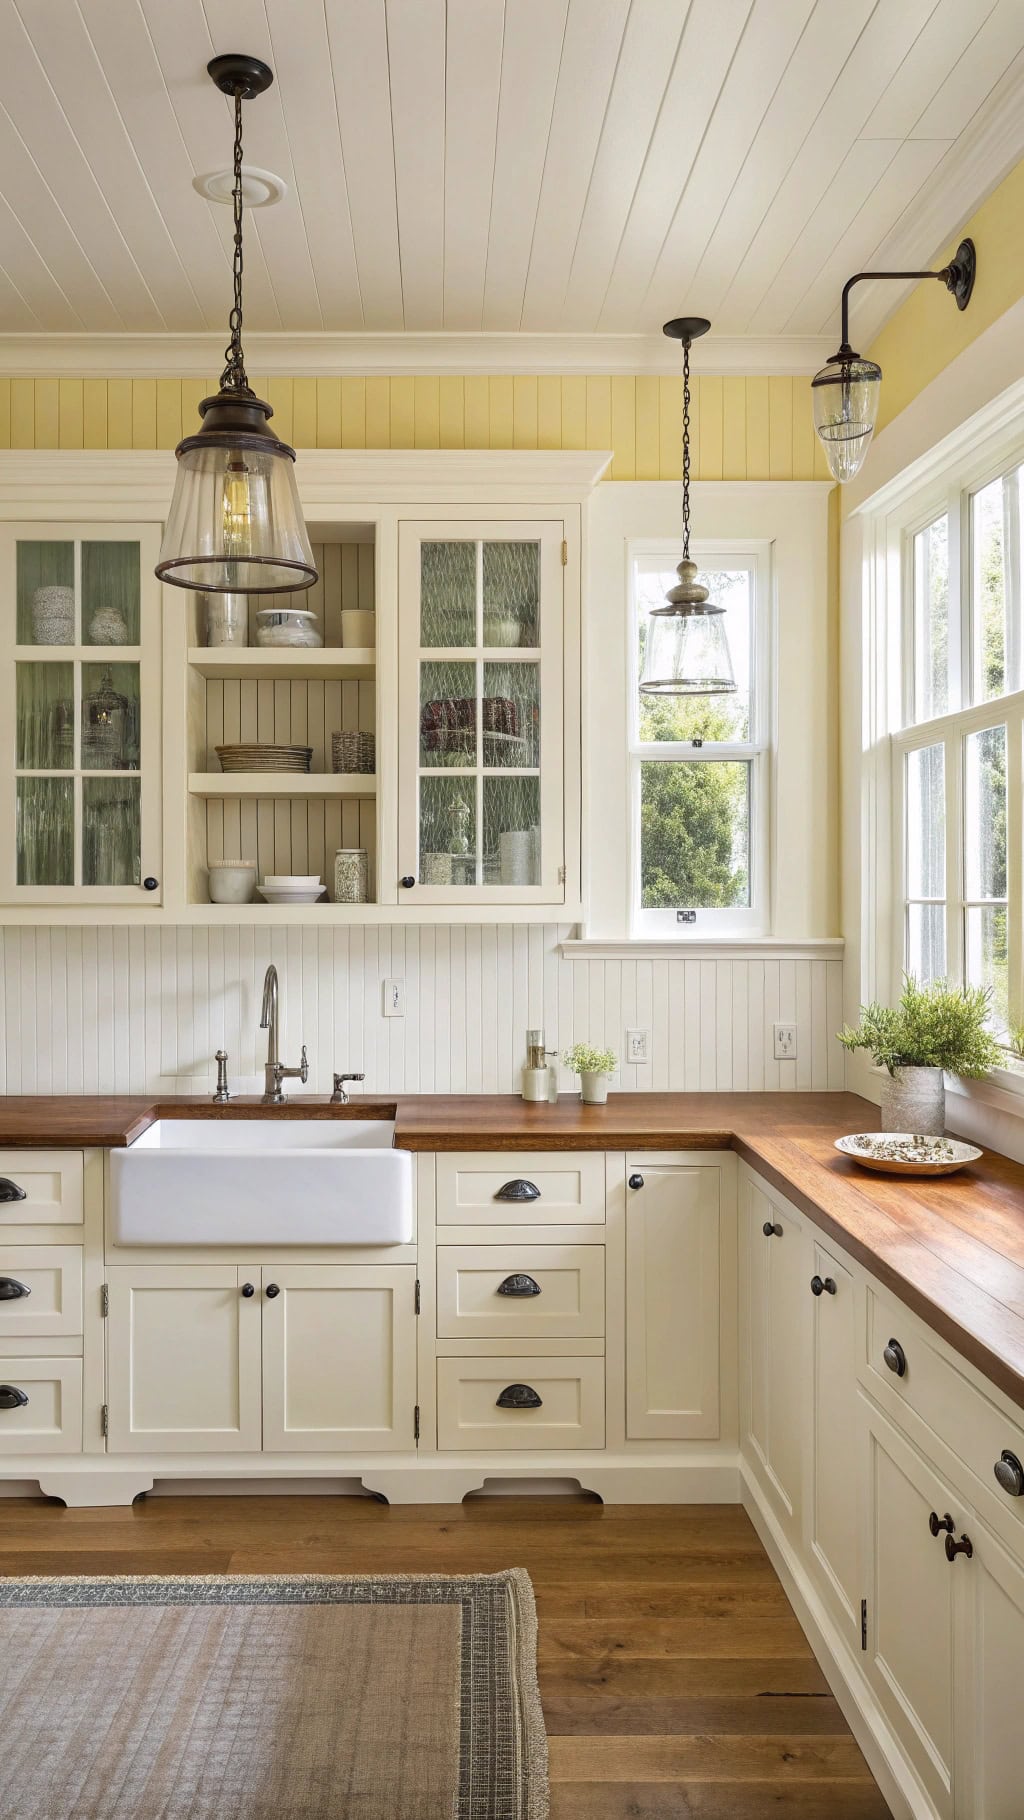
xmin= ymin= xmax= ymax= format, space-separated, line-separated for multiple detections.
xmin=811 ymin=238 xmax=977 ymax=482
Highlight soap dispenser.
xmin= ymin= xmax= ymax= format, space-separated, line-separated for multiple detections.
xmin=521 ymin=1029 xmax=550 ymax=1102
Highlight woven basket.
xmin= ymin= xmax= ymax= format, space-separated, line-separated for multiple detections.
xmin=331 ymin=730 xmax=376 ymax=775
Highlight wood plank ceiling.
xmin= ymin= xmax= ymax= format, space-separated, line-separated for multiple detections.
xmin=0 ymin=0 xmax=1021 ymax=346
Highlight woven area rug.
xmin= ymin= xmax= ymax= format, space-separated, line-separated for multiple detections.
xmin=0 ymin=1570 xmax=548 ymax=1820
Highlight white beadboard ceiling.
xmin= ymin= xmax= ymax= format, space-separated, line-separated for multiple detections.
xmin=0 ymin=0 xmax=1022 ymax=371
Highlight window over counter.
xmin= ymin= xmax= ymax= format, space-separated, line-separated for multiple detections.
xmin=628 ymin=544 xmax=769 ymax=936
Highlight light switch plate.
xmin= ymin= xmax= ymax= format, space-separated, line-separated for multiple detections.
xmin=626 ymin=1027 xmax=649 ymax=1064
xmin=774 ymin=1021 xmax=797 ymax=1060
xmin=383 ymin=978 xmax=405 ymax=1017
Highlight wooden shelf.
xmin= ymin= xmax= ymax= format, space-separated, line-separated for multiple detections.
xmin=188 ymin=647 xmax=375 ymax=681
xmin=188 ymin=772 xmax=377 ymax=798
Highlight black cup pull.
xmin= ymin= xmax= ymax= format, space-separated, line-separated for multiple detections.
xmin=0 ymin=1278 xmax=31 ymax=1301
xmin=929 ymin=1511 xmax=955 ymax=1538
xmin=0 ymin=1385 xmax=28 ymax=1410
xmin=0 ymin=1178 xmax=26 ymax=1203
xmin=945 ymin=1531 xmax=973 ymax=1563
xmin=628 ymin=1173 xmax=644 ymax=1190
xmin=496 ymin=1383 xmax=543 ymax=1410
xmin=265 ymin=1283 xmax=281 ymax=1299
xmin=494 ymin=1179 xmax=541 ymax=1203
xmin=241 ymin=1282 xmax=255 ymax=1298
xmin=762 ymin=1220 xmax=783 ymax=1237
xmin=497 ymin=1273 xmax=542 ymax=1298
xmin=883 ymin=1339 xmax=907 ymax=1378
xmin=994 ymin=1451 xmax=1024 ymax=1498
xmin=810 ymin=1275 xmax=837 ymax=1297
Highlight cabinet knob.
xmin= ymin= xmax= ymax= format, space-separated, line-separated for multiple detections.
xmin=241 ymin=1282 xmax=255 ymax=1298
xmin=496 ymin=1273 xmax=542 ymax=1298
xmin=0 ymin=1278 xmax=31 ymax=1301
xmin=0 ymin=1178 xmax=26 ymax=1203
xmin=883 ymin=1339 xmax=907 ymax=1378
xmin=0 ymin=1385 xmax=28 ymax=1410
xmin=265 ymin=1283 xmax=281 ymax=1299
xmin=762 ymin=1220 xmax=782 ymax=1237
xmin=496 ymin=1383 xmax=543 ymax=1410
xmin=929 ymin=1510 xmax=955 ymax=1537
xmin=494 ymin=1178 xmax=540 ymax=1202
xmin=945 ymin=1531 xmax=973 ymax=1563
xmin=400 ymin=876 xmax=415 ymax=889
xmin=628 ymin=1173 xmax=644 ymax=1190
xmin=994 ymin=1450 xmax=1024 ymax=1498
xmin=810 ymin=1275 xmax=837 ymax=1297
xmin=143 ymin=877 xmax=159 ymax=891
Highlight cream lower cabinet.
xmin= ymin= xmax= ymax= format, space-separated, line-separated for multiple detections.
xmin=107 ymin=1264 xmax=416 ymax=1455
xmin=740 ymin=1172 xmax=809 ymax=1545
xmin=624 ymin=1159 xmax=721 ymax=1440
xmin=808 ymin=1238 xmax=862 ymax=1648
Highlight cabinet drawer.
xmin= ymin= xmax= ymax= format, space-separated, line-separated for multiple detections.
xmin=0 ymin=1151 xmax=83 ymax=1229
xmin=0 ymin=1357 xmax=82 ymax=1453
xmin=437 ymin=1246 xmax=604 ymax=1340
xmin=0 ymin=1247 xmax=83 ymax=1338
xmin=866 ymin=1288 xmax=1024 ymax=1529
xmin=436 ymin=1153 xmax=605 ymax=1226
xmin=436 ymin=1356 xmax=605 ymax=1450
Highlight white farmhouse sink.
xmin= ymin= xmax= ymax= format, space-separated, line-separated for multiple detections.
xmin=109 ymin=1119 xmax=413 ymax=1246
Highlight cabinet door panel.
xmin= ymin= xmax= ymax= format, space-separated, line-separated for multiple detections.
xmin=107 ymin=1266 xmax=261 ymax=1453
xmin=261 ymin=1266 xmax=416 ymax=1452
xmin=810 ymin=1243 xmax=861 ymax=1643
xmin=625 ymin=1163 xmax=720 ymax=1440
xmin=742 ymin=1177 xmax=808 ymax=1538
xmin=962 ymin=1522 xmax=1024 ymax=1819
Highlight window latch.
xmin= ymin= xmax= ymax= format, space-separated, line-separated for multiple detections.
xmin=677 ymin=909 xmax=697 ymax=924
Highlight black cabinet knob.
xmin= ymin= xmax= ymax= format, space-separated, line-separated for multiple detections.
xmin=496 ymin=1383 xmax=543 ymax=1410
xmin=762 ymin=1220 xmax=782 ymax=1237
xmin=265 ymin=1283 xmax=280 ymax=1299
xmin=810 ymin=1275 xmax=837 ymax=1297
xmin=628 ymin=1173 xmax=644 ymax=1190
xmin=945 ymin=1531 xmax=973 ymax=1563
xmin=143 ymin=877 xmax=159 ymax=891
xmin=241 ymin=1282 xmax=255 ymax=1298
xmin=0 ymin=1278 xmax=31 ymax=1301
xmin=496 ymin=1273 xmax=542 ymax=1297
xmin=0 ymin=1178 xmax=26 ymax=1203
xmin=400 ymin=876 xmax=415 ymax=889
xmin=883 ymin=1339 xmax=907 ymax=1378
xmin=0 ymin=1385 xmax=28 ymax=1410
xmin=929 ymin=1510 xmax=955 ymax=1537
xmin=994 ymin=1450 xmax=1024 ymax=1498
xmin=494 ymin=1179 xmax=540 ymax=1202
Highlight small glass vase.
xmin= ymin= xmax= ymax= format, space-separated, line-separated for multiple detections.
xmin=880 ymin=1065 xmax=945 ymax=1136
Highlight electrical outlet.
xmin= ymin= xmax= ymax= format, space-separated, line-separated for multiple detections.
xmin=774 ymin=1021 xmax=797 ymax=1060
xmin=626 ymin=1027 xmax=650 ymax=1064
xmin=383 ymin=978 xmax=405 ymax=1018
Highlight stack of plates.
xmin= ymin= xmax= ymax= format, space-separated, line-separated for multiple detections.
xmin=216 ymin=744 xmax=313 ymax=774
xmin=256 ymin=874 xmax=325 ymax=905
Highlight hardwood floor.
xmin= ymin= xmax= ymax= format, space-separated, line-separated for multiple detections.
xmin=0 ymin=1494 xmax=892 ymax=1818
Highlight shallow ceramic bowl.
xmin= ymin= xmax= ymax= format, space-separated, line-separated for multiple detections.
xmin=256 ymin=884 xmax=325 ymax=905
xmin=262 ymin=874 xmax=321 ymax=887
xmin=834 ymin=1133 xmax=983 ymax=1176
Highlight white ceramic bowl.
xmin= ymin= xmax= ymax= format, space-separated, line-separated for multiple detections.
xmin=208 ymin=861 xmax=256 ymax=905
xmin=262 ymin=874 xmax=321 ymax=887
xmin=256 ymin=884 xmax=325 ymax=905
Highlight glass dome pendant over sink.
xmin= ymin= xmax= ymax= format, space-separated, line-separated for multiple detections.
xmin=156 ymin=55 xmax=317 ymax=594
xmin=812 ymin=239 xmax=977 ymax=484
xmin=639 ymin=318 xmax=736 ymax=697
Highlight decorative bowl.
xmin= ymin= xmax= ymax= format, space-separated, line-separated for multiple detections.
xmin=834 ymin=1133 xmax=983 ymax=1177
xmin=207 ymin=861 xmax=256 ymax=905
xmin=256 ymin=883 xmax=326 ymax=905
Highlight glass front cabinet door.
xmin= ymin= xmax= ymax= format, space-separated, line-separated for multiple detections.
xmin=398 ymin=521 xmax=574 ymax=905
xmin=0 ymin=524 xmax=163 ymax=905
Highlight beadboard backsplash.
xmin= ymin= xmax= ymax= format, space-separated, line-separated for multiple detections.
xmin=1 ymin=925 xmax=844 ymax=1098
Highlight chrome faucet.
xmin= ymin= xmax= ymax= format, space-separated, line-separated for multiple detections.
xmin=259 ymin=964 xmax=308 ymax=1104
xmin=331 ymin=1072 xmax=365 ymax=1104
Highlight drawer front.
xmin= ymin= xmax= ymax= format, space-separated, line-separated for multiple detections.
xmin=437 ymin=1245 xmax=605 ymax=1340
xmin=0 ymin=1247 xmax=83 ymax=1338
xmin=0 ymin=1151 xmax=84 ymax=1230
xmin=436 ymin=1356 xmax=605 ymax=1450
xmin=866 ymin=1289 xmax=1024 ymax=1529
xmin=436 ymin=1153 xmax=605 ymax=1226
xmin=0 ymin=1357 xmax=83 ymax=1453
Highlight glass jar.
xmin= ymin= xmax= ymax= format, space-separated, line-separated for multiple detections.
xmin=204 ymin=594 xmax=249 ymax=647
xmin=333 ymin=848 xmax=368 ymax=903
xmin=254 ymin=608 xmax=323 ymax=649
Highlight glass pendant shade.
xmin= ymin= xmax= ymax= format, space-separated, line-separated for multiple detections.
xmin=811 ymin=351 xmax=882 ymax=483
xmin=639 ymin=560 xmax=736 ymax=695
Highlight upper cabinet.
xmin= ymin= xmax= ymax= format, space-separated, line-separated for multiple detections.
xmin=0 ymin=523 xmax=163 ymax=907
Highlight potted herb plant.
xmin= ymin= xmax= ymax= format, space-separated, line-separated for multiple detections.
xmin=838 ymin=976 xmax=1001 ymax=1134
xmin=562 ymin=1042 xmax=618 ymax=1106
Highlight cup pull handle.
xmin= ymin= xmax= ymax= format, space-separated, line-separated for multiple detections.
xmin=494 ymin=1179 xmax=541 ymax=1203
xmin=496 ymin=1274 xmax=542 ymax=1298
xmin=496 ymin=1384 xmax=543 ymax=1410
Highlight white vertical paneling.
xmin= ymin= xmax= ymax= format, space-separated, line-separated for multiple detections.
xmin=0 ymin=925 xmax=843 ymax=1097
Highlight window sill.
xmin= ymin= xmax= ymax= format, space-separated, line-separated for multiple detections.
xmin=945 ymin=1059 xmax=1024 ymax=1119
xmin=558 ymin=936 xmax=845 ymax=961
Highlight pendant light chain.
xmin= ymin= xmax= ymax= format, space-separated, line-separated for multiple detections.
xmin=681 ymin=337 xmax=691 ymax=563
xmin=220 ymin=86 xmax=251 ymax=397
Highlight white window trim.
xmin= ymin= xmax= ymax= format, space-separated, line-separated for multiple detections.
xmin=626 ymin=539 xmax=771 ymax=938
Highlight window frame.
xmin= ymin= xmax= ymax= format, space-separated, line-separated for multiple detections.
xmin=626 ymin=538 xmax=772 ymax=938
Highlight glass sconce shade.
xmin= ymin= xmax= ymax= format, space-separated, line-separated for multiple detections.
xmin=811 ymin=351 xmax=882 ymax=483
xmin=639 ymin=562 xmax=736 ymax=695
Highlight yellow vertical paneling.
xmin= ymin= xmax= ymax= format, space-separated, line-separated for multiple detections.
xmin=560 ymin=377 xmax=586 ymax=449
xmin=58 ymin=379 xmax=83 ymax=449
xmin=83 ymin=379 xmax=107 ymax=449
xmin=609 ymin=376 xmax=635 ymax=479
xmin=658 ymin=378 xmax=681 ymax=478
xmin=292 ymin=378 xmax=317 ymax=448
xmin=488 ymin=377 xmax=514 ymax=447
xmin=438 ymin=376 xmax=464 ymax=448
xmin=745 ymin=377 xmax=770 ymax=479
xmin=414 ymin=376 xmax=440 ymax=447
xmin=635 ymin=376 xmax=660 ymax=479
xmin=699 ymin=376 xmax=723 ymax=480
xmin=179 ymin=379 xmax=207 ymax=445
xmin=585 ymin=377 xmax=611 ymax=457
xmin=266 ymin=377 xmax=294 ymax=445
xmin=537 ymin=376 xmax=561 ymax=450
xmin=722 ymin=377 xmax=746 ymax=479
xmin=35 ymin=379 xmax=59 ymax=449
xmin=316 ymin=377 xmax=342 ymax=447
xmin=513 ymin=376 xmax=538 ymax=449
xmin=464 ymin=376 xmax=489 ymax=448
xmin=11 ymin=380 xmax=33 ymax=448
xmin=389 ymin=376 xmax=415 ymax=446
xmin=791 ymin=377 xmax=815 ymax=480
xmin=341 ymin=376 xmax=366 ymax=448
xmin=155 ymin=379 xmax=180 ymax=449
xmin=768 ymin=376 xmax=793 ymax=479
xmin=365 ymin=377 xmax=390 ymax=448
xmin=131 ymin=379 xmax=156 ymax=449
xmin=0 ymin=379 xmax=10 ymax=448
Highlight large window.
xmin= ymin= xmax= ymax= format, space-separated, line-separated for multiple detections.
xmin=895 ymin=455 xmax=1024 ymax=1039
xmin=629 ymin=545 xmax=768 ymax=934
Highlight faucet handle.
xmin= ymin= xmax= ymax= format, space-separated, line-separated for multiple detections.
xmin=300 ymin=1044 xmax=309 ymax=1084
xmin=331 ymin=1071 xmax=365 ymax=1104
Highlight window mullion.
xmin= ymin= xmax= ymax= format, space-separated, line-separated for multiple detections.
xmin=951 ymin=479 xmax=969 ymax=710
xmin=947 ymin=727 xmax=965 ymax=987
xmin=1007 ymin=710 xmax=1023 ymax=1034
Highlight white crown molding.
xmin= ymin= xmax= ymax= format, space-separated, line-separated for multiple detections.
xmin=558 ymin=938 xmax=845 ymax=961
xmin=0 ymin=330 xmax=834 ymax=379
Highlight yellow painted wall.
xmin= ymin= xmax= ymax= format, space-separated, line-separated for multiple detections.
xmin=869 ymin=155 xmax=1024 ymax=431
xmin=0 ymin=373 xmax=831 ymax=481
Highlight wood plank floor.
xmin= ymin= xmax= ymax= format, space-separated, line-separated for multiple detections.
xmin=0 ymin=1494 xmax=892 ymax=1818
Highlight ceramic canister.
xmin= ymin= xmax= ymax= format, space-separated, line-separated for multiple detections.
xmin=31 ymin=585 xmax=75 ymax=644
xmin=333 ymin=848 xmax=368 ymax=903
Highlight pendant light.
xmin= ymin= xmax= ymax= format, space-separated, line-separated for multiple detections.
xmin=812 ymin=239 xmax=976 ymax=484
xmin=156 ymin=55 xmax=317 ymax=593
xmin=639 ymin=318 xmax=736 ymax=697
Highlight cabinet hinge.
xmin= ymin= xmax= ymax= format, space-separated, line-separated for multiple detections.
xmin=415 ymin=1278 xmax=421 ymax=1316
xmin=860 ymin=1597 xmax=868 ymax=1652
xmin=558 ymin=864 xmax=566 ymax=885
xmin=560 ymin=539 xmax=567 ymax=566
xmin=100 ymin=1283 xmax=109 ymax=1318
xmin=101 ymin=1404 xmax=109 ymax=1439
xmin=414 ymin=1405 xmax=421 ymax=1444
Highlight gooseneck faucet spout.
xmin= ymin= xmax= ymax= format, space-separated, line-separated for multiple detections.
xmin=260 ymin=964 xmax=279 ymax=1068
xmin=260 ymin=963 xmax=307 ymax=1104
